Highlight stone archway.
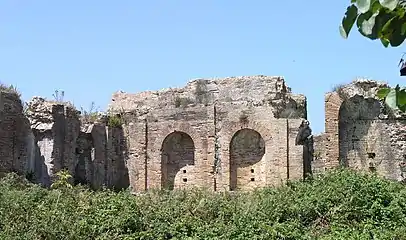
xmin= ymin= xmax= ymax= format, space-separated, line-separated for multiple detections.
xmin=338 ymin=95 xmax=381 ymax=168
xmin=161 ymin=131 xmax=195 ymax=190
xmin=229 ymin=128 xmax=265 ymax=191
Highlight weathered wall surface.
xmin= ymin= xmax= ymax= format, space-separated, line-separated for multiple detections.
xmin=0 ymin=91 xmax=31 ymax=175
xmin=0 ymin=94 xmax=130 ymax=189
xmin=322 ymin=79 xmax=406 ymax=181
xmin=0 ymin=75 xmax=311 ymax=192
xmin=110 ymin=75 xmax=309 ymax=192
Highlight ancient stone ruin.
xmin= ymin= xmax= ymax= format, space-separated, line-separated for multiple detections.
xmin=314 ymin=79 xmax=406 ymax=182
xmin=109 ymin=76 xmax=309 ymax=192
xmin=1 ymin=76 xmax=405 ymax=192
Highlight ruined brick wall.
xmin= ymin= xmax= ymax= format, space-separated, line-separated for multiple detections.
xmin=110 ymin=76 xmax=308 ymax=192
xmin=312 ymin=133 xmax=328 ymax=175
xmin=323 ymin=79 xmax=406 ymax=181
xmin=0 ymin=91 xmax=31 ymax=175
xmin=0 ymin=95 xmax=129 ymax=189
xmin=0 ymin=75 xmax=310 ymax=192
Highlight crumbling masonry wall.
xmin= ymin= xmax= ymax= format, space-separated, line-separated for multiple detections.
xmin=0 ymin=75 xmax=310 ymax=192
xmin=109 ymin=76 xmax=309 ymax=192
xmin=321 ymin=79 xmax=406 ymax=181
xmin=0 ymin=95 xmax=130 ymax=189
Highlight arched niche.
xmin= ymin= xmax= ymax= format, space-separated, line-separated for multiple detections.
xmin=161 ymin=131 xmax=195 ymax=190
xmin=229 ymin=128 xmax=265 ymax=191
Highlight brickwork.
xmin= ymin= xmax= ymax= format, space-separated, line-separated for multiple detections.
xmin=0 ymin=75 xmax=312 ymax=192
xmin=229 ymin=129 xmax=265 ymax=191
xmin=110 ymin=76 xmax=308 ymax=192
xmin=320 ymin=79 xmax=406 ymax=181
xmin=0 ymin=91 xmax=31 ymax=175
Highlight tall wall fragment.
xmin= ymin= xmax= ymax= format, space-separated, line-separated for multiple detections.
xmin=322 ymin=79 xmax=406 ymax=181
xmin=109 ymin=75 xmax=309 ymax=192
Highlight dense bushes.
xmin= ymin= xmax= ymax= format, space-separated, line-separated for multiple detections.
xmin=1 ymin=169 xmax=406 ymax=239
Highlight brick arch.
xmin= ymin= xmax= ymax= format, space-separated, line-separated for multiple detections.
xmin=155 ymin=122 xmax=205 ymax=190
xmin=160 ymin=131 xmax=195 ymax=190
xmin=324 ymin=92 xmax=344 ymax=169
xmin=222 ymin=121 xmax=272 ymax=145
xmin=217 ymin=120 xmax=273 ymax=191
xmin=158 ymin=123 xmax=203 ymax=154
xmin=229 ymin=128 xmax=265 ymax=191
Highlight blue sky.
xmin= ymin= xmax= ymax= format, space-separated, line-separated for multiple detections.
xmin=0 ymin=1 xmax=404 ymax=134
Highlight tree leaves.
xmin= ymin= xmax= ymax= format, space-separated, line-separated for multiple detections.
xmin=340 ymin=5 xmax=359 ymax=38
xmin=376 ymin=87 xmax=391 ymax=99
xmin=341 ymin=1 xmax=406 ymax=113
xmin=385 ymin=87 xmax=398 ymax=109
xmin=379 ymin=0 xmax=400 ymax=10
xmin=377 ymin=85 xmax=406 ymax=112
xmin=340 ymin=0 xmax=406 ymax=47
xmin=357 ymin=0 xmax=372 ymax=13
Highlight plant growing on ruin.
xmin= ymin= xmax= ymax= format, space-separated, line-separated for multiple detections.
xmin=107 ymin=114 xmax=123 ymax=128
xmin=0 ymin=83 xmax=21 ymax=97
xmin=195 ymin=79 xmax=209 ymax=105
xmin=331 ymin=83 xmax=350 ymax=100
xmin=52 ymin=90 xmax=65 ymax=103
xmin=174 ymin=96 xmax=193 ymax=108
xmin=80 ymin=101 xmax=100 ymax=123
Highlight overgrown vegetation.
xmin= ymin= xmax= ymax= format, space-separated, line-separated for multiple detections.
xmin=195 ymin=79 xmax=210 ymax=105
xmin=52 ymin=89 xmax=65 ymax=103
xmin=331 ymin=83 xmax=349 ymax=100
xmin=80 ymin=101 xmax=100 ymax=124
xmin=2 ymin=169 xmax=406 ymax=239
xmin=107 ymin=114 xmax=123 ymax=128
xmin=174 ymin=96 xmax=193 ymax=108
xmin=0 ymin=83 xmax=21 ymax=97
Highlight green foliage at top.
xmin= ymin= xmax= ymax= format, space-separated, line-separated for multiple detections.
xmin=107 ymin=114 xmax=123 ymax=128
xmin=0 ymin=83 xmax=20 ymax=97
xmin=80 ymin=101 xmax=100 ymax=124
xmin=376 ymin=84 xmax=406 ymax=112
xmin=340 ymin=0 xmax=406 ymax=47
xmin=2 ymin=169 xmax=406 ymax=239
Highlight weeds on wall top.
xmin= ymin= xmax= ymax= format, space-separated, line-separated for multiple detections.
xmin=331 ymin=83 xmax=349 ymax=100
xmin=80 ymin=101 xmax=100 ymax=124
xmin=0 ymin=83 xmax=21 ymax=97
xmin=107 ymin=114 xmax=123 ymax=128
xmin=195 ymin=79 xmax=209 ymax=105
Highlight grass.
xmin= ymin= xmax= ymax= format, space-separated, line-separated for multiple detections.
xmin=0 ymin=83 xmax=21 ymax=97
xmin=1 ymin=169 xmax=406 ymax=239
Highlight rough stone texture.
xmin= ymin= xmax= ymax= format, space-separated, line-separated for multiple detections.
xmin=0 ymin=95 xmax=130 ymax=189
xmin=110 ymin=76 xmax=308 ymax=192
xmin=0 ymin=75 xmax=312 ymax=192
xmin=0 ymin=91 xmax=31 ymax=175
xmin=312 ymin=133 xmax=328 ymax=175
xmin=322 ymin=79 xmax=406 ymax=181
xmin=25 ymin=97 xmax=82 ymax=186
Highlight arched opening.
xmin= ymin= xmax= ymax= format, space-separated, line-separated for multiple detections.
xmin=338 ymin=95 xmax=381 ymax=168
xmin=229 ymin=128 xmax=265 ymax=191
xmin=161 ymin=131 xmax=195 ymax=190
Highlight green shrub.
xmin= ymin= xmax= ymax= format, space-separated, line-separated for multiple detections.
xmin=1 ymin=169 xmax=406 ymax=239
xmin=107 ymin=114 xmax=123 ymax=128
xmin=0 ymin=83 xmax=21 ymax=97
